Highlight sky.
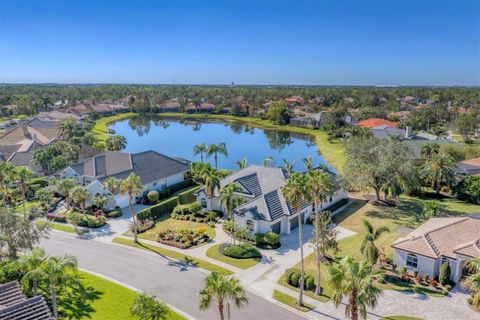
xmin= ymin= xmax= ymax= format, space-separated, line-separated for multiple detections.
xmin=0 ymin=0 xmax=479 ymax=86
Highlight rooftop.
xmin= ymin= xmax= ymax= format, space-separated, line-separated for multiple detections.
xmin=357 ymin=118 xmax=399 ymax=129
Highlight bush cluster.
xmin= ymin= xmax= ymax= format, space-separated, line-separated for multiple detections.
xmin=255 ymin=232 xmax=281 ymax=249
xmin=77 ymin=215 xmax=107 ymax=228
xmin=157 ymin=228 xmax=209 ymax=249
xmin=131 ymin=218 xmax=155 ymax=233
xmin=285 ymin=268 xmax=316 ymax=291
xmin=141 ymin=180 xmax=195 ymax=204
xmin=223 ymin=244 xmax=262 ymax=259
xmin=137 ymin=197 xmax=178 ymax=221
xmin=106 ymin=209 xmax=123 ymax=218
xmin=172 ymin=202 xmax=202 ymax=215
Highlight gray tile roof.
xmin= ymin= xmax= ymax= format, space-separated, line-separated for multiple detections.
xmin=0 ymin=281 xmax=53 ymax=320
xmin=371 ymin=125 xmax=406 ymax=140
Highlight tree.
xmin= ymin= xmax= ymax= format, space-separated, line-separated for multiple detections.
xmin=456 ymin=113 xmax=477 ymax=141
xmin=420 ymin=143 xmax=440 ymax=160
xmin=66 ymin=210 xmax=83 ymax=234
xmin=220 ymin=183 xmax=240 ymax=220
xmin=202 ymin=167 xmax=221 ymax=210
xmin=15 ymin=166 xmax=33 ymax=217
xmin=58 ymin=118 xmax=81 ymax=140
xmin=93 ymin=195 xmax=107 ymax=210
xmin=464 ymin=257 xmax=480 ymax=308
xmin=422 ymin=200 xmax=444 ymax=219
xmin=70 ymin=185 xmax=89 ymax=215
xmin=421 ymin=153 xmax=456 ymax=194
xmin=36 ymin=186 xmax=55 ymax=208
xmin=206 ymin=143 xmax=228 ymax=169
xmin=56 ymin=178 xmax=77 ymax=209
xmin=454 ymin=176 xmax=480 ymax=204
xmin=199 ymin=272 xmax=248 ymax=320
xmin=439 ymin=261 xmax=451 ymax=286
xmin=266 ymin=101 xmax=291 ymax=124
xmin=282 ymin=158 xmax=295 ymax=175
xmin=120 ymin=173 xmax=143 ymax=243
xmin=360 ymin=220 xmax=389 ymax=265
xmin=104 ymin=176 xmax=121 ymax=195
xmin=235 ymin=158 xmax=247 ymax=170
xmin=130 ymin=293 xmax=169 ymax=320
xmin=282 ymin=172 xmax=311 ymax=306
xmin=327 ymin=256 xmax=382 ymax=320
xmin=106 ymin=135 xmax=127 ymax=151
xmin=19 ymin=248 xmax=46 ymax=296
xmin=41 ymin=255 xmax=78 ymax=319
xmin=307 ymin=169 xmax=335 ymax=295
xmin=0 ymin=162 xmax=16 ymax=204
xmin=193 ymin=143 xmax=207 ymax=162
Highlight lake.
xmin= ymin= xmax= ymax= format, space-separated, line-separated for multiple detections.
xmin=109 ymin=116 xmax=329 ymax=171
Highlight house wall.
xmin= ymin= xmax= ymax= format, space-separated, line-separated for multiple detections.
xmin=319 ymin=189 xmax=349 ymax=214
xmin=142 ymin=171 xmax=186 ymax=193
xmin=393 ymin=249 xmax=437 ymax=277
xmin=85 ymin=180 xmax=115 ymax=210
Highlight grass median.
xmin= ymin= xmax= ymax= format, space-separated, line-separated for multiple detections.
xmin=205 ymin=244 xmax=261 ymax=269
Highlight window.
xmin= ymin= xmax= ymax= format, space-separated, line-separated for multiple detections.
xmin=329 ymin=196 xmax=333 ymax=203
xmin=200 ymin=198 xmax=207 ymax=209
xmin=406 ymin=254 xmax=418 ymax=268
xmin=246 ymin=220 xmax=254 ymax=232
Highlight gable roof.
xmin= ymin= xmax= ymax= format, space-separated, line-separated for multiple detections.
xmin=392 ymin=216 xmax=480 ymax=259
xmin=0 ymin=281 xmax=53 ymax=320
xmin=371 ymin=125 xmax=406 ymax=139
xmin=357 ymin=118 xmax=399 ymax=129
xmin=456 ymin=156 xmax=480 ymax=176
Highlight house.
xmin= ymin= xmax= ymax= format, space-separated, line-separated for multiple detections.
xmin=185 ymin=102 xmax=216 ymax=113
xmin=0 ymin=281 xmax=53 ymax=319
xmin=68 ymin=102 xmax=129 ymax=117
xmin=157 ymin=100 xmax=181 ymax=112
xmin=290 ymin=112 xmax=328 ymax=129
xmin=60 ymin=150 xmax=189 ymax=208
xmin=357 ymin=118 xmax=399 ymax=129
xmin=371 ymin=125 xmax=407 ymax=140
xmin=392 ymin=216 xmax=480 ymax=283
xmin=37 ymin=110 xmax=81 ymax=121
xmin=401 ymin=131 xmax=455 ymax=160
xmin=285 ymin=96 xmax=303 ymax=103
xmin=456 ymin=156 xmax=480 ymax=176
xmin=196 ymin=165 xmax=348 ymax=235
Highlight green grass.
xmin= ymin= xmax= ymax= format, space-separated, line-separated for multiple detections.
xmin=92 ymin=112 xmax=346 ymax=171
xmin=205 ymin=244 xmax=261 ymax=269
xmin=50 ymin=222 xmax=76 ymax=234
xmin=380 ymin=316 xmax=423 ymax=320
xmin=16 ymin=200 xmax=40 ymax=212
xmin=272 ymin=290 xmax=315 ymax=313
xmin=59 ymin=271 xmax=186 ymax=320
xmin=112 ymin=237 xmax=233 ymax=275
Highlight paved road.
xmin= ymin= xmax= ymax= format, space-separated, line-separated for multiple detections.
xmin=41 ymin=232 xmax=306 ymax=320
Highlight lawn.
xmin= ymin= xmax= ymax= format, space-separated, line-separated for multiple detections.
xmin=380 ymin=316 xmax=423 ymax=320
xmin=205 ymin=244 xmax=261 ymax=269
xmin=91 ymin=112 xmax=137 ymax=142
xmin=59 ymin=271 xmax=185 ymax=320
xmin=279 ymin=193 xmax=480 ymax=300
xmin=112 ymin=237 xmax=233 ymax=275
xmin=272 ymin=290 xmax=314 ymax=313
xmin=50 ymin=222 xmax=76 ymax=234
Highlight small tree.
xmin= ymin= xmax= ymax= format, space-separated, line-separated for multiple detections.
xmin=130 ymin=293 xmax=169 ymax=320
xmin=360 ymin=220 xmax=390 ymax=265
xmin=147 ymin=191 xmax=159 ymax=203
xmin=439 ymin=261 xmax=451 ymax=286
xmin=66 ymin=210 xmax=84 ymax=234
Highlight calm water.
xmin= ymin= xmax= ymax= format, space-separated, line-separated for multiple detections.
xmin=110 ymin=116 xmax=329 ymax=171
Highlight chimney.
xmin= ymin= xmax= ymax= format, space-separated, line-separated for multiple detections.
xmin=405 ymin=126 xmax=412 ymax=139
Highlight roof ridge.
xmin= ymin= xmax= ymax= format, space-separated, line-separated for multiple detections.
xmin=424 ymin=234 xmax=440 ymax=257
xmin=424 ymin=217 xmax=470 ymax=235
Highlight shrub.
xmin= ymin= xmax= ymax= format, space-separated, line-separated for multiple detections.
xmin=207 ymin=221 xmax=216 ymax=228
xmin=138 ymin=196 xmax=178 ymax=221
xmin=106 ymin=209 xmax=122 ymax=218
xmin=305 ymin=275 xmax=315 ymax=291
xmin=147 ymin=191 xmax=159 ymax=203
xmin=173 ymin=202 xmax=202 ymax=215
xmin=177 ymin=186 xmax=201 ymax=204
xmin=439 ymin=262 xmax=451 ymax=286
xmin=400 ymin=267 xmax=407 ymax=275
xmin=196 ymin=227 xmax=206 ymax=234
xmin=323 ymin=197 xmax=348 ymax=212
xmin=413 ymin=270 xmax=418 ymax=278
xmin=442 ymin=288 xmax=449 ymax=296
xmin=132 ymin=218 xmax=155 ymax=233
xmin=157 ymin=228 xmax=209 ymax=248
xmin=454 ymin=176 xmax=480 ymax=205
xmin=263 ymin=232 xmax=280 ymax=246
xmin=424 ymin=273 xmax=430 ymax=282
xmin=223 ymin=244 xmax=262 ymax=259
xmin=286 ymin=268 xmax=301 ymax=287
xmin=77 ymin=215 xmax=107 ymax=228
xmin=444 ymin=284 xmax=452 ymax=291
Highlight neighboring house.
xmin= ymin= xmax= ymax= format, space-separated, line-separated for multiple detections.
xmin=392 ymin=216 xmax=480 ymax=283
xmin=60 ymin=150 xmax=189 ymax=208
xmin=67 ymin=102 xmax=129 ymax=117
xmin=157 ymin=101 xmax=181 ymax=112
xmin=185 ymin=102 xmax=216 ymax=113
xmin=290 ymin=112 xmax=328 ymax=129
xmin=37 ymin=110 xmax=81 ymax=121
xmin=456 ymin=156 xmax=480 ymax=176
xmin=402 ymin=131 xmax=455 ymax=160
xmin=371 ymin=125 xmax=407 ymax=140
xmin=196 ymin=165 xmax=348 ymax=235
xmin=357 ymin=118 xmax=399 ymax=129
xmin=0 ymin=281 xmax=53 ymax=320
xmin=285 ymin=96 xmax=304 ymax=103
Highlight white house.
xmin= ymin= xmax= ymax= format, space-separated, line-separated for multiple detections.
xmin=392 ymin=216 xmax=480 ymax=283
xmin=60 ymin=150 xmax=189 ymax=208
xmin=196 ymin=165 xmax=348 ymax=235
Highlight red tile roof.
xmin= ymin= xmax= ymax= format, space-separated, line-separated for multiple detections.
xmin=285 ymin=96 xmax=303 ymax=103
xmin=357 ymin=118 xmax=399 ymax=128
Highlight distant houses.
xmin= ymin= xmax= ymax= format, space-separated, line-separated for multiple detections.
xmin=456 ymin=156 xmax=480 ymax=177
xmin=357 ymin=118 xmax=399 ymax=129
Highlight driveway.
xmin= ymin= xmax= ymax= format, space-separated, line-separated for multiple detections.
xmin=41 ymin=232 xmax=306 ymax=320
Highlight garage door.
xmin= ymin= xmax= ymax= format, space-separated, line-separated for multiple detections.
xmin=289 ymin=213 xmax=305 ymax=232
xmin=271 ymin=221 xmax=281 ymax=234
xmin=115 ymin=195 xmax=130 ymax=208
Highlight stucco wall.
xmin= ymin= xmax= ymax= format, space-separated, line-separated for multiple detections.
xmin=142 ymin=171 xmax=186 ymax=192
xmin=393 ymin=249 xmax=437 ymax=277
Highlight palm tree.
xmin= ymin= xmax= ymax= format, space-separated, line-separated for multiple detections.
xmin=206 ymin=143 xmax=228 ymax=169
xmin=421 ymin=153 xmax=455 ymax=195
xmin=93 ymin=195 xmax=107 ymax=210
xmin=327 ymin=256 xmax=382 ymax=320
xmin=193 ymin=143 xmax=207 ymax=162
xmin=199 ymin=272 xmax=248 ymax=320
xmin=15 ymin=166 xmax=33 ymax=217
xmin=0 ymin=162 xmax=16 ymax=204
xmin=307 ymin=169 xmax=335 ymax=295
xmin=58 ymin=118 xmax=78 ymax=140
xmin=56 ymin=178 xmax=77 ymax=209
xmin=220 ymin=183 xmax=239 ymax=219
xmin=360 ymin=220 xmax=389 ymax=265
xmin=302 ymin=156 xmax=313 ymax=171
xmin=42 ymin=255 xmax=78 ymax=319
xmin=19 ymin=248 xmax=46 ymax=296
xmin=420 ymin=142 xmax=440 ymax=160
xmin=70 ymin=185 xmax=89 ymax=215
xmin=106 ymin=135 xmax=127 ymax=151
xmin=104 ymin=176 xmax=121 ymax=195
xmin=262 ymin=156 xmax=272 ymax=167
xmin=464 ymin=257 xmax=480 ymax=308
xmin=203 ymin=167 xmax=221 ymax=210
xmin=130 ymin=293 xmax=169 ymax=320
xmin=235 ymin=158 xmax=247 ymax=170
xmin=282 ymin=172 xmax=311 ymax=306
xmin=282 ymin=158 xmax=295 ymax=175
xmin=120 ymin=173 xmax=143 ymax=243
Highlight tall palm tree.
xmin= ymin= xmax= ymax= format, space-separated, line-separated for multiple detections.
xmin=360 ymin=220 xmax=389 ymax=265
xmin=15 ymin=166 xmax=33 ymax=217
xmin=70 ymin=185 xmax=89 ymax=215
xmin=282 ymin=159 xmax=295 ymax=175
xmin=41 ymin=255 xmax=78 ymax=319
xmin=206 ymin=143 xmax=228 ymax=169
xmin=302 ymin=156 xmax=313 ymax=171
xmin=464 ymin=257 xmax=480 ymax=308
xmin=220 ymin=183 xmax=239 ymax=219
xmin=421 ymin=153 xmax=455 ymax=194
xmin=56 ymin=178 xmax=77 ymax=209
xmin=327 ymin=256 xmax=382 ymax=320
xmin=130 ymin=293 xmax=169 ymax=320
xmin=120 ymin=173 xmax=143 ymax=243
xmin=199 ymin=272 xmax=248 ymax=320
xmin=0 ymin=162 xmax=16 ymax=204
xmin=104 ymin=176 xmax=121 ymax=196
xmin=193 ymin=143 xmax=207 ymax=162
xmin=235 ymin=158 xmax=247 ymax=170
xmin=282 ymin=172 xmax=311 ymax=306
xmin=203 ymin=167 xmax=221 ymax=210
xmin=19 ymin=248 xmax=46 ymax=296
xmin=307 ymin=169 xmax=334 ymax=295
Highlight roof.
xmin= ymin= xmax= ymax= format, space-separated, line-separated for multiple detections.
xmin=0 ymin=281 xmax=53 ymax=320
xmin=371 ymin=125 xmax=406 ymax=139
xmin=69 ymin=150 xmax=189 ymax=185
xmin=357 ymin=118 xmax=399 ymax=129
xmin=456 ymin=156 xmax=480 ymax=176
xmin=392 ymin=216 xmax=480 ymax=259
xmin=285 ymin=96 xmax=303 ymax=102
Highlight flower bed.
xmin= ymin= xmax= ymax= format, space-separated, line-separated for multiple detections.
xmin=47 ymin=212 xmax=66 ymax=222
xmin=170 ymin=202 xmax=219 ymax=227
xmin=157 ymin=228 xmax=210 ymax=249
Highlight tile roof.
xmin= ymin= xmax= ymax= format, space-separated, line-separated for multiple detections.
xmin=371 ymin=125 xmax=406 ymax=139
xmin=357 ymin=118 xmax=399 ymax=129
xmin=456 ymin=156 xmax=480 ymax=176
xmin=0 ymin=281 xmax=53 ymax=320
xmin=392 ymin=216 xmax=480 ymax=259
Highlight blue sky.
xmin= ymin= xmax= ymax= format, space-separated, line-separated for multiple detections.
xmin=0 ymin=0 xmax=478 ymax=85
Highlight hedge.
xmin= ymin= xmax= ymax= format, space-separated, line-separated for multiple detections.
xmin=137 ymin=196 xmax=178 ymax=221
xmin=323 ymin=197 xmax=348 ymax=213
xmin=223 ymin=244 xmax=262 ymax=259
xmin=178 ymin=186 xmax=201 ymax=204
xmin=155 ymin=179 xmax=195 ymax=201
